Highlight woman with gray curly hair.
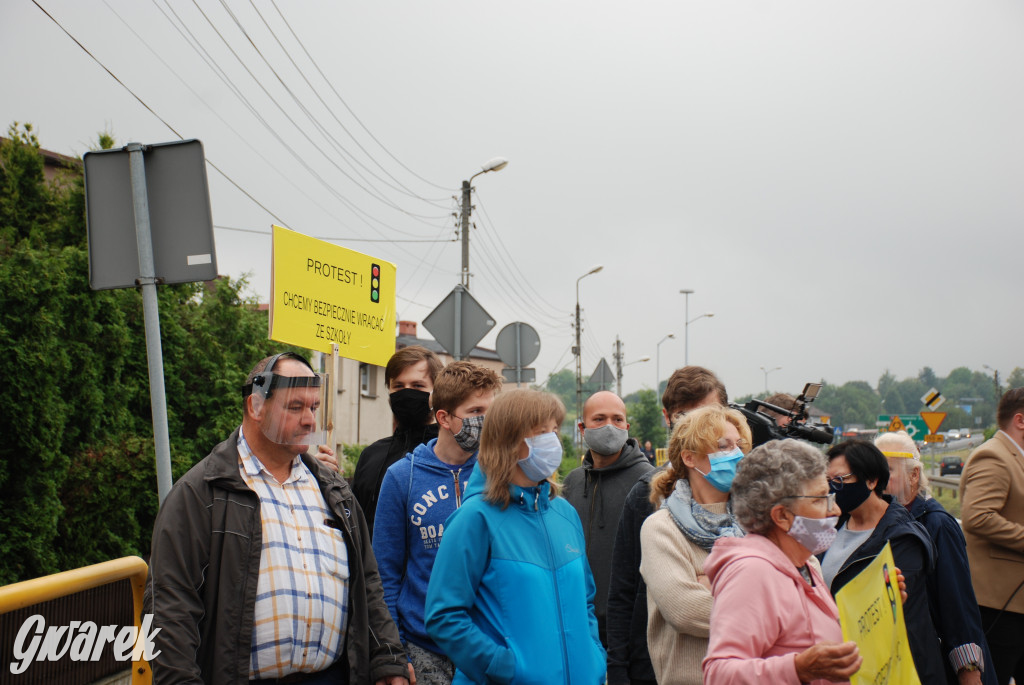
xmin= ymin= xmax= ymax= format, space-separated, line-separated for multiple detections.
xmin=702 ymin=440 xmax=861 ymax=684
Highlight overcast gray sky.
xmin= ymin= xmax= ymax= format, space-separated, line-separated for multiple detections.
xmin=4 ymin=1 xmax=1022 ymax=400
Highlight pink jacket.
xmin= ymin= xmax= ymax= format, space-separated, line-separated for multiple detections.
xmin=702 ymin=534 xmax=847 ymax=685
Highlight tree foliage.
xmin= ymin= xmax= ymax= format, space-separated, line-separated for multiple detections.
xmin=626 ymin=389 xmax=667 ymax=447
xmin=0 ymin=124 xmax=282 ymax=582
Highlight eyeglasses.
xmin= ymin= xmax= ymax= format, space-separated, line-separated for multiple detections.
xmin=828 ymin=473 xmax=855 ymax=490
xmin=714 ymin=439 xmax=749 ymax=452
xmin=779 ymin=493 xmax=837 ymax=509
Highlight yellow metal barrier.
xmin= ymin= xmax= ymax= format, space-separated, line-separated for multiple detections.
xmin=0 ymin=556 xmax=152 ymax=684
xmin=655 ymin=447 xmax=668 ymax=467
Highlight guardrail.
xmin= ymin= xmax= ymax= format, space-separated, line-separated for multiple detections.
xmin=0 ymin=556 xmax=151 ymax=684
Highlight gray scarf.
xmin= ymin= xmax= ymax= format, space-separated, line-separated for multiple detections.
xmin=663 ymin=477 xmax=744 ymax=551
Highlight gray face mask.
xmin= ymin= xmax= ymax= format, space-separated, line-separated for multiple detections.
xmin=582 ymin=424 xmax=629 ymax=456
xmin=451 ymin=414 xmax=484 ymax=453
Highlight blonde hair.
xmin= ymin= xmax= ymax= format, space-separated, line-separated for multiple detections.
xmin=478 ymin=389 xmax=566 ymax=508
xmin=650 ymin=404 xmax=752 ymax=507
xmin=874 ymin=430 xmax=930 ymax=499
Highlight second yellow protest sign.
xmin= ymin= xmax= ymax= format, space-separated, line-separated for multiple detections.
xmin=835 ymin=541 xmax=920 ymax=685
xmin=269 ymin=225 xmax=396 ymax=366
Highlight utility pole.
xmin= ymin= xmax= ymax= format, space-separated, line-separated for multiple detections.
xmin=458 ymin=158 xmax=508 ymax=290
xmin=614 ymin=336 xmax=624 ymax=396
xmin=460 ymin=180 xmax=471 ymax=288
xmin=574 ymin=303 xmax=582 ymax=431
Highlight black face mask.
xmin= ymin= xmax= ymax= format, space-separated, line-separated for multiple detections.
xmin=389 ymin=388 xmax=432 ymax=427
xmin=831 ymin=479 xmax=873 ymax=515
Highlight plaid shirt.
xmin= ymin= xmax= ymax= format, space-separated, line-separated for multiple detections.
xmin=237 ymin=430 xmax=350 ymax=679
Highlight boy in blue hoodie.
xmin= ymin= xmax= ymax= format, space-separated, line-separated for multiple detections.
xmin=373 ymin=360 xmax=502 ymax=684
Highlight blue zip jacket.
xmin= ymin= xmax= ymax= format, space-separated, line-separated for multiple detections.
xmin=424 ymin=466 xmax=606 ymax=684
xmin=373 ymin=439 xmax=475 ymax=654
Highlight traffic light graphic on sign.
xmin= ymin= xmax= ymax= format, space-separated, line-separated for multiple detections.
xmin=370 ymin=263 xmax=380 ymax=303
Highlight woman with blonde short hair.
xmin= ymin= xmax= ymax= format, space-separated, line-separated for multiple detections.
xmin=425 ymin=390 xmax=606 ymax=684
xmin=640 ymin=404 xmax=752 ymax=685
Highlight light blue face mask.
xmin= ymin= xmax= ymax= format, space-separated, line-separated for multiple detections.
xmin=519 ymin=432 xmax=564 ymax=483
xmin=693 ymin=447 xmax=744 ymax=493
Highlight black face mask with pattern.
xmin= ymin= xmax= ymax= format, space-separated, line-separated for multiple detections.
xmin=389 ymin=388 xmax=432 ymax=427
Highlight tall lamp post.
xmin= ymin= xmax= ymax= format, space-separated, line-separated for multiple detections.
xmin=575 ymin=265 xmax=604 ymax=433
xmin=983 ymin=364 xmax=1001 ymax=399
xmin=761 ymin=365 xmax=782 ymax=394
xmin=656 ymin=333 xmax=675 ymax=394
xmin=460 ymin=157 xmax=508 ymax=289
xmin=618 ymin=356 xmax=651 ymax=396
xmin=679 ymin=289 xmax=714 ymax=365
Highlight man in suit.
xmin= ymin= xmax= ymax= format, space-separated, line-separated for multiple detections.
xmin=961 ymin=387 xmax=1024 ymax=685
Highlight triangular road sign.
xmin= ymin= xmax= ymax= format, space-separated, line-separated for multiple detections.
xmin=920 ymin=411 xmax=947 ymax=434
xmin=888 ymin=416 xmax=905 ymax=432
xmin=588 ymin=358 xmax=615 ymax=390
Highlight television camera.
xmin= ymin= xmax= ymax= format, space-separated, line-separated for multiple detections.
xmin=731 ymin=382 xmax=835 ymax=448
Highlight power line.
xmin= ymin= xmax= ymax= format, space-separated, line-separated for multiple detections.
xmin=213 ymin=225 xmax=455 ymax=243
xmin=269 ymin=0 xmax=454 ymax=193
xmin=31 ymin=0 xmax=292 ymax=228
xmin=243 ymin=0 xmax=450 ymax=205
xmin=184 ymin=0 xmax=448 ymax=225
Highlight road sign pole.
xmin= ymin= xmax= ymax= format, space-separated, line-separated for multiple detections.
xmin=515 ymin=322 xmax=522 ymax=387
xmin=128 ymin=143 xmax=173 ymax=505
xmin=453 ymin=287 xmax=463 ymax=360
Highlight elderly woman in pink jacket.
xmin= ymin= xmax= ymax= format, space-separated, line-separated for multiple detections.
xmin=702 ymin=439 xmax=862 ymax=685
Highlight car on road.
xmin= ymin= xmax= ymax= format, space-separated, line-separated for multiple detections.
xmin=940 ymin=456 xmax=964 ymax=475
xmin=946 ymin=429 xmax=962 ymax=440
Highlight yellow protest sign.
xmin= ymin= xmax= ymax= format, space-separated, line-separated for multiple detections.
xmin=835 ymin=541 xmax=920 ymax=685
xmin=269 ymin=225 xmax=396 ymax=366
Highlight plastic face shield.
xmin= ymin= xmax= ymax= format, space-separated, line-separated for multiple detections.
xmin=248 ymin=370 xmax=329 ymax=448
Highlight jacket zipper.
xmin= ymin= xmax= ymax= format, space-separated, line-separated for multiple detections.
xmin=537 ymin=490 xmax=571 ymax=681
xmin=453 ymin=468 xmax=462 ymax=508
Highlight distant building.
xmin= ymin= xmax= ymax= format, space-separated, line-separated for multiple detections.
xmin=321 ymin=320 xmax=504 ymax=451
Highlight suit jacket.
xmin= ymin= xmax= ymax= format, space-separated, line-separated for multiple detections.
xmin=960 ymin=431 xmax=1024 ymax=614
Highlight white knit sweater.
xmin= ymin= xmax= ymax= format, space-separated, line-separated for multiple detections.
xmin=639 ymin=502 xmax=728 ymax=685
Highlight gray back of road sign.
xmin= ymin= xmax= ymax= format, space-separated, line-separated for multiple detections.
xmin=589 ymin=358 xmax=615 ymax=390
xmin=496 ymin=322 xmax=540 ymax=367
xmin=84 ymin=139 xmax=217 ymax=290
xmin=502 ymin=368 xmax=537 ymax=384
xmin=422 ymin=285 xmax=495 ymax=359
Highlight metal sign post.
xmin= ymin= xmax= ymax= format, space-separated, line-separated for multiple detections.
xmin=84 ymin=139 xmax=217 ymax=505
xmin=496 ymin=322 xmax=540 ymax=387
xmin=127 ymin=143 xmax=172 ymax=504
xmin=422 ymin=285 xmax=495 ymax=360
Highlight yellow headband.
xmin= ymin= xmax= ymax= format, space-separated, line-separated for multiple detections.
xmin=883 ymin=451 xmax=916 ymax=459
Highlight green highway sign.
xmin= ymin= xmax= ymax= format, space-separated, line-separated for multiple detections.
xmin=878 ymin=415 xmax=929 ymax=440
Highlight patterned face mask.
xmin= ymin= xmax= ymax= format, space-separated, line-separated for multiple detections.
xmin=786 ymin=514 xmax=839 ymax=555
xmin=450 ymin=414 xmax=484 ymax=453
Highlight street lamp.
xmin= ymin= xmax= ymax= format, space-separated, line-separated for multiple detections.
xmin=617 ymin=356 xmax=651 ymax=396
xmin=656 ymin=334 xmax=675 ymax=394
xmin=760 ymin=365 xmax=782 ymax=394
xmin=983 ymin=364 xmax=1001 ymax=399
xmin=685 ymin=312 xmax=715 ymax=366
xmin=575 ymin=265 xmax=604 ymax=433
xmin=460 ymin=157 xmax=508 ymax=289
xmin=679 ymin=289 xmax=715 ymax=365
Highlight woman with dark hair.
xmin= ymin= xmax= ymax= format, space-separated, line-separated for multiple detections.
xmin=820 ymin=439 xmax=945 ymax=682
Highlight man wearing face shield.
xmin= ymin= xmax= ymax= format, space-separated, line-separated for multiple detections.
xmin=145 ymin=352 xmax=409 ymax=685
xmin=876 ymin=431 xmax=995 ymax=685
xmin=563 ymin=391 xmax=654 ymax=647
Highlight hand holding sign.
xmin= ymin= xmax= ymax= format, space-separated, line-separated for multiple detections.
xmin=794 ymin=641 xmax=862 ymax=683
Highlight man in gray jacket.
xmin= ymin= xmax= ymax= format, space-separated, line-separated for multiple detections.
xmin=563 ymin=390 xmax=654 ymax=647
xmin=145 ymin=352 xmax=409 ymax=685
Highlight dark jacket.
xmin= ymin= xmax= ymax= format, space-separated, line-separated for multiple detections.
xmin=908 ymin=496 xmax=996 ymax=685
xmin=563 ymin=438 xmax=653 ymax=645
xmin=352 ymin=423 xmax=440 ymax=538
xmin=825 ymin=496 xmax=945 ymax=685
xmin=145 ymin=428 xmax=408 ymax=684
xmin=605 ymin=467 xmax=664 ymax=685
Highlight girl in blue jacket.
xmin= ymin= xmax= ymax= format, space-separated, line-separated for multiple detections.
xmin=425 ymin=389 xmax=606 ymax=684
